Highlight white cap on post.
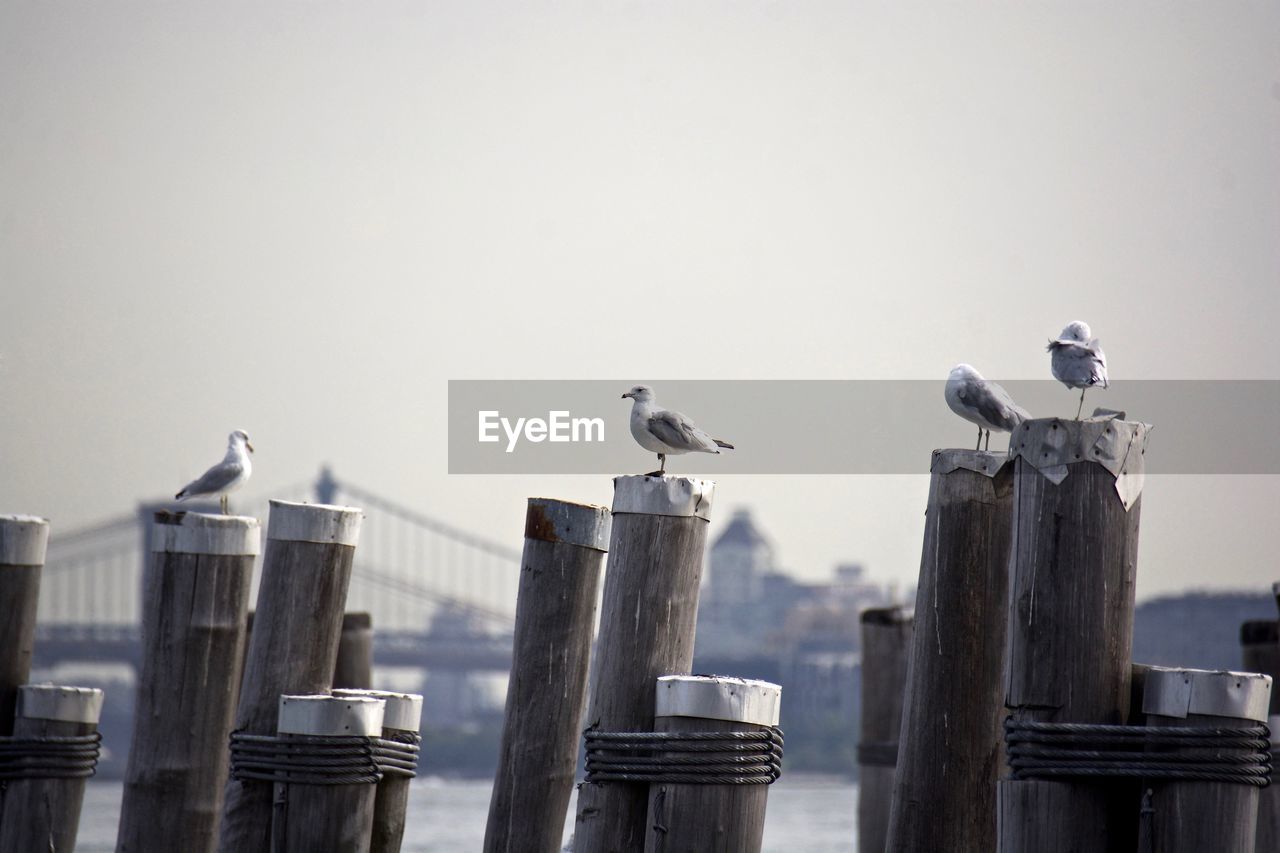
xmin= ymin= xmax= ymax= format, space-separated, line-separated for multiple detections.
xmin=611 ymin=476 xmax=715 ymax=521
xmin=1143 ymin=667 xmax=1273 ymax=723
xmin=266 ymin=500 xmax=363 ymax=546
xmin=151 ymin=512 xmax=261 ymax=556
xmin=0 ymin=515 xmax=50 ymax=566
xmin=524 ymin=498 xmax=611 ymax=552
xmin=655 ymin=675 xmax=781 ymax=727
xmin=18 ymin=684 xmax=105 ymax=724
xmin=332 ymin=689 xmax=424 ymax=733
xmin=277 ymin=694 xmax=385 ymax=736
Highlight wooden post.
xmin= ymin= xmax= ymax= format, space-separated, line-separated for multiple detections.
xmin=1242 ymin=620 xmax=1280 ymax=852
xmin=115 ymin=512 xmax=259 ymax=853
xmin=998 ymin=417 xmax=1149 ymax=853
xmin=333 ymin=689 xmax=424 ymax=853
xmin=217 ymin=500 xmax=363 ymax=853
xmin=273 ymin=694 xmax=385 ymax=853
xmin=334 ymin=612 xmax=373 ymax=690
xmin=0 ymin=684 xmax=104 ymax=852
xmin=858 ymin=606 xmax=912 ymax=853
xmin=1142 ymin=667 xmax=1272 ymax=853
xmin=886 ymin=450 xmax=1013 ymax=852
xmin=574 ymin=475 xmax=715 ymax=853
xmin=643 ymin=675 xmax=781 ymax=853
xmin=0 ymin=515 xmax=48 ymax=737
xmin=485 ymin=498 xmax=610 ymax=853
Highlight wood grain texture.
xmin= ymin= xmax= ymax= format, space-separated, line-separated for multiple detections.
xmin=643 ymin=717 xmax=770 ymax=853
xmin=574 ymin=512 xmax=708 ymax=853
xmin=0 ymin=564 xmax=41 ymax=737
xmin=116 ymin=549 xmax=254 ymax=853
xmin=886 ymin=456 xmax=1013 ymax=853
xmin=369 ymin=727 xmax=415 ymax=853
xmin=0 ymin=715 xmax=95 ymax=852
xmin=273 ymin=739 xmax=378 ymax=853
xmin=858 ymin=608 xmax=912 ymax=853
xmin=216 ymin=538 xmax=357 ymax=853
xmin=484 ymin=536 xmax=605 ymax=853
xmin=1000 ymin=452 xmax=1143 ymax=853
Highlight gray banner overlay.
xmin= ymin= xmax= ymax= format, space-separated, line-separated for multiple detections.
xmin=448 ymin=380 xmax=1280 ymax=475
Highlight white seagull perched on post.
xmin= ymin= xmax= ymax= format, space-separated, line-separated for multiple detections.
xmin=175 ymin=429 xmax=254 ymax=514
xmin=621 ymin=385 xmax=734 ymax=476
xmin=945 ymin=364 xmax=1032 ymax=451
xmin=1047 ymin=321 xmax=1109 ymax=419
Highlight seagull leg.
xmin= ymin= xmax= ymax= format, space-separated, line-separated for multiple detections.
xmin=646 ymin=454 xmax=666 ymax=478
xmin=1076 ymin=388 xmax=1087 ymax=419
xmin=975 ymin=427 xmax=981 ymax=451
xmin=220 ymin=495 xmax=229 ymax=515
xmin=984 ymin=430 xmax=991 ymax=452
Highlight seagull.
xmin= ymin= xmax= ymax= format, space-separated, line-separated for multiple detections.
xmin=1047 ymin=321 xmax=1109 ymax=418
xmin=175 ymin=429 xmax=254 ymax=514
xmin=621 ymin=385 xmax=734 ymax=476
xmin=945 ymin=364 xmax=1032 ymax=451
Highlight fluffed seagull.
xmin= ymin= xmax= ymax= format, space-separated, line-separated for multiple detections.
xmin=175 ymin=429 xmax=254 ymax=514
xmin=1047 ymin=321 xmax=1109 ymax=419
xmin=621 ymin=385 xmax=734 ymax=476
xmin=945 ymin=364 xmax=1032 ymax=451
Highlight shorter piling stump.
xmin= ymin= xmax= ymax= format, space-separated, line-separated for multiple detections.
xmin=1242 ymin=620 xmax=1280 ymax=853
xmin=0 ymin=684 xmax=104 ymax=853
xmin=858 ymin=607 xmax=912 ymax=853
xmin=333 ymin=689 xmax=424 ymax=853
xmin=334 ymin=613 xmax=374 ymax=690
xmin=0 ymin=515 xmax=49 ymax=738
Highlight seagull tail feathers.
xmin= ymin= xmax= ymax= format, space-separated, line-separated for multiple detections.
xmin=714 ymin=439 xmax=735 ymax=450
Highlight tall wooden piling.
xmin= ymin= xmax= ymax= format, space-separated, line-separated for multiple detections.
xmin=858 ymin=606 xmax=912 ymax=853
xmin=0 ymin=515 xmax=48 ymax=737
xmin=0 ymin=684 xmax=104 ymax=853
xmin=333 ymin=689 xmax=424 ymax=853
xmin=886 ymin=450 xmax=1013 ymax=852
xmin=1143 ymin=667 xmax=1272 ymax=853
xmin=574 ymin=475 xmax=714 ymax=853
xmin=116 ymin=512 xmax=259 ymax=853
xmin=273 ymin=694 xmax=385 ymax=853
xmin=1242 ymin=620 xmax=1280 ymax=852
xmin=998 ymin=418 xmax=1149 ymax=853
xmin=217 ymin=500 xmax=363 ymax=853
xmin=334 ymin=612 xmax=374 ymax=690
xmin=484 ymin=498 xmax=610 ymax=853
xmin=643 ymin=675 xmax=782 ymax=853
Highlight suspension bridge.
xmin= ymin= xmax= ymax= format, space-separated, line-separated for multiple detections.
xmin=32 ymin=468 xmax=521 ymax=677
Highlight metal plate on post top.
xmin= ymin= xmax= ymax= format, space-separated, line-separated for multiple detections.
xmin=1142 ymin=666 xmax=1273 ymax=722
xmin=611 ymin=475 xmax=715 ymax=520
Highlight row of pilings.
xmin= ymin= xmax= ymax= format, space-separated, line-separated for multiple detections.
xmin=857 ymin=416 xmax=1280 ymax=853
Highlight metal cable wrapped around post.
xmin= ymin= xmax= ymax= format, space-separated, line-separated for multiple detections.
xmin=887 ymin=450 xmax=1014 ymax=853
xmin=574 ymin=475 xmax=715 ymax=853
xmin=334 ymin=613 xmax=374 ymax=690
xmin=998 ymin=417 xmax=1150 ymax=852
xmin=333 ymin=689 xmax=424 ymax=853
xmin=268 ymin=695 xmax=386 ymax=853
xmin=641 ymin=675 xmax=782 ymax=853
xmin=0 ymin=515 xmax=49 ymax=739
xmin=484 ymin=498 xmax=610 ymax=853
xmin=1142 ymin=667 xmax=1273 ymax=853
xmin=117 ymin=511 xmax=260 ymax=853
xmin=0 ymin=684 xmax=104 ymax=852
xmin=1242 ymin=619 xmax=1280 ymax=852
xmin=857 ymin=606 xmax=912 ymax=853
xmin=217 ymin=501 xmax=364 ymax=853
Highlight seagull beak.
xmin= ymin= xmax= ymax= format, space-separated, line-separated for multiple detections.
xmin=246 ymin=441 xmax=255 ymax=453
xmin=621 ymin=393 xmax=631 ymax=399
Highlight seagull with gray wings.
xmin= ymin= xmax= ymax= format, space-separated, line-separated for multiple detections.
xmin=622 ymin=385 xmax=734 ymax=476
xmin=1047 ymin=320 xmax=1109 ymax=418
xmin=175 ymin=429 xmax=254 ymax=514
xmin=945 ymin=364 xmax=1031 ymax=451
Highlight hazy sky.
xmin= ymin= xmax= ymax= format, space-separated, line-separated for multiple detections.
xmin=2 ymin=2 xmax=1278 ymax=601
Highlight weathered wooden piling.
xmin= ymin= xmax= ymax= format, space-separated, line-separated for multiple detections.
xmin=0 ymin=684 xmax=104 ymax=853
xmin=217 ymin=500 xmax=363 ymax=853
xmin=334 ymin=612 xmax=374 ymax=690
xmin=273 ymin=694 xmax=385 ymax=853
xmin=1242 ymin=620 xmax=1280 ymax=852
xmin=333 ymin=689 xmax=424 ymax=853
xmin=998 ymin=417 xmax=1149 ymax=853
xmin=858 ymin=606 xmax=912 ymax=853
xmin=642 ymin=675 xmax=782 ymax=853
xmin=574 ymin=475 xmax=714 ymax=853
xmin=484 ymin=498 xmax=610 ymax=853
xmin=0 ymin=515 xmax=48 ymax=737
xmin=116 ymin=512 xmax=260 ymax=853
xmin=1142 ymin=667 xmax=1272 ymax=853
xmin=886 ymin=450 xmax=1013 ymax=852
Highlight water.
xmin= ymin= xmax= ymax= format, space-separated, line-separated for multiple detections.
xmin=76 ymin=775 xmax=857 ymax=852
